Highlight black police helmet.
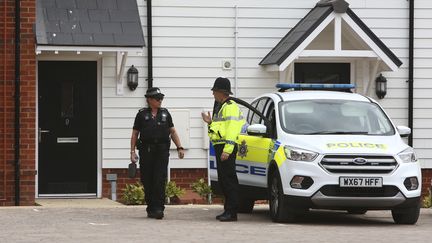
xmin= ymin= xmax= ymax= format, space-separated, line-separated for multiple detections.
xmin=211 ymin=77 xmax=233 ymax=95
xmin=145 ymin=87 xmax=165 ymax=98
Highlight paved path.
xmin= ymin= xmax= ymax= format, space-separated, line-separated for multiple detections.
xmin=0 ymin=200 xmax=431 ymax=243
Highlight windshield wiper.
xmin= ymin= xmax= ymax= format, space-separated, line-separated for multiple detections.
xmin=304 ymin=131 xmax=369 ymax=135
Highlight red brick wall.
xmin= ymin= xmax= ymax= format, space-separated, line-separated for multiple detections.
xmin=103 ymin=168 xmax=432 ymax=204
xmin=0 ymin=0 xmax=36 ymax=206
xmin=422 ymin=169 xmax=432 ymax=197
xmin=102 ymin=168 xmax=208 ymax=203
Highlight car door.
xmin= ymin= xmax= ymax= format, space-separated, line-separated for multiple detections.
xmin=236 ymin=97 xmax=274 ymax=189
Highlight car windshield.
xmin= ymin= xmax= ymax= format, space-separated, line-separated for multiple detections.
xmin=279 ymin=99 xmax=395 ymax=135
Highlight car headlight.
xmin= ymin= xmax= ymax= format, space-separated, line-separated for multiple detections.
xmin=398 ymin=147 xmax=417 ymax=163
xmin=284 ymin=145 xmax=318 ymax=162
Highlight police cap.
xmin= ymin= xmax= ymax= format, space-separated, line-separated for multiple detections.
xmin=211 ymin=77 xmax=233 ymax=95
xmin=145 ymin=87 xmax=165 ymax=98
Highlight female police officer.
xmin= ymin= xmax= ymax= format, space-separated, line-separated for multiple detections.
xmin=130 ymin=87 xmax=184 ymax=219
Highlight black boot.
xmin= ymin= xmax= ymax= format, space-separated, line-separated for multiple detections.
xmin=148 ymin=210 xmax=164 ymax=219
xmin=153 ymin=210 xmax=164 ymax=219
xmin=215 ymin=211 xmax=227 ymax=220
xmin=218 ymin=212 xmax=237 ymax=222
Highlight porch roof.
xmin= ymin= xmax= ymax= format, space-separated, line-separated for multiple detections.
xmin=35 ymin=0 xmax=145 ymax=51
xmin=259 ymin=0 xmax=402 ymax=71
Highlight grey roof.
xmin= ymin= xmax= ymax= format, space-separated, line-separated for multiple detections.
xmin=36 ymin=0 xmax=145 ymax=47
xmin=259 ymin=0 xmax=402 ymax=68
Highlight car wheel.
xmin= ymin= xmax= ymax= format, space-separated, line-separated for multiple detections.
xmin=347 ymin=209 xmax=367 ymax=214
xmin=391 ymin=202 xmax=420 ymax=225
xmin=269 ymin=170 xmax=295 ymax=222
xmin=238 ymin=197 xmax=255 ymax=213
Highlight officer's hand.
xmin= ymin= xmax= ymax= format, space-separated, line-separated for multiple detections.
xmin=201 ymin=111 xmax=212 ymax=124
xmin=178 ymin=149 xmax=185 ymax=159
xmin=221 ymin=152 xmax=230 ymax=161
xmin=130 ymin=151 xmax=138 ymax=163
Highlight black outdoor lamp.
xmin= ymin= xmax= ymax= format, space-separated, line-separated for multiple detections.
xmin=375 ymin=73 xmax=387 ymax=99
xmin=127 ymin=65 xmax=139 ymax=91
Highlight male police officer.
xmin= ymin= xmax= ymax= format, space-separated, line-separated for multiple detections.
xmin=130 ymin=87 xmax=184 ymax=219
xmin=202 ymin=77 xmax=245 ymax=222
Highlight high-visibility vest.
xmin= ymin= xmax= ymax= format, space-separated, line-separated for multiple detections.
xmin=208 ymin=100 xmax=245 ymax=154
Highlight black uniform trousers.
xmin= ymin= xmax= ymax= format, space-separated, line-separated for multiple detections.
xmin=214 ymin=144 xmax=239 ymax=214
xmin=139 ymin=143 xmax=170 ymax=213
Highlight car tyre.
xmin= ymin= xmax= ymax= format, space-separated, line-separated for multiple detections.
xmin=391 ymin=202 xmax=420 ymax=225
xmin=269 ymin=170 xmax=295 ymax=223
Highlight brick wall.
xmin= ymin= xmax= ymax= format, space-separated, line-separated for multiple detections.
xmin=0 ymin=0 xmax=36 ymax=206
xmin=422 ymin=169 xmax=432 ymax=197
xmin=103 ymin=168 xmax=432 ymax=205
xmin=102 ymin=168 xmax=208 ymax=204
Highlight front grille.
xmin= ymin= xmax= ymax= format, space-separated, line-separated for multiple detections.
xmin=320 ymin=155 xmax=398 ymax=174
xmin=319 ymin=185 xmax=399 ymax=197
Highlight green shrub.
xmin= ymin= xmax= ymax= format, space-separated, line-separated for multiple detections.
xmin=191 ymin=178 xmax=212 ymax=203
xmin=122 ymin=182 xmax=145 ymax=205
xmin=165 ymin=180 xmax=185 ymax=200
xmin=423 ymin=190 xmax=432 ymax=208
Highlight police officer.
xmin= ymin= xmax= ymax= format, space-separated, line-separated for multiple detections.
xmin=201 ymin=77 xmax=245 ymax=222
xmin=130 ymin=87 xmax=184 ymax=219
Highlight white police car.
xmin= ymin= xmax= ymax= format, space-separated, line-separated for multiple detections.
xmin=209 ymin=83 xmax=421 ymax=224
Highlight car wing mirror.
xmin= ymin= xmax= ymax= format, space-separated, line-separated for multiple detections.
xmin=397 ymin=125 xmax=411 ymax=137
xmin=247 ymin=124 xmax=267 ymax=136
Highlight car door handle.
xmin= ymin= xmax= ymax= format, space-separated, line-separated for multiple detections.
xmin=38 ymin=128 xmax=50 ymax=143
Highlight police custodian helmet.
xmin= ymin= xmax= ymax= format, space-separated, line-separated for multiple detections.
xmin=145 ymin=87 xmax=165 ymax=98
xmin=211 ymin=77 xmax=233 ymax=95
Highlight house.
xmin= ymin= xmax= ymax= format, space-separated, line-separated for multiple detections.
xmin=0 ymin=0 xmax=431 ymax=206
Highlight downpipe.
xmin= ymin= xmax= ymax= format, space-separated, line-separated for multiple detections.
xmin=146 ymin=0 xmax=153 ymax=88
xmin=408 ymin=0 xmax=414 ymax=146
xmin=14 ymin=0 xmax=21 ymax=206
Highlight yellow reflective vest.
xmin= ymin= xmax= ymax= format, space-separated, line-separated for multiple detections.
xmin=208 ymin=99 xmax=245 ymax=154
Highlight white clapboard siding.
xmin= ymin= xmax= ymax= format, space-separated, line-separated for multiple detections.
xmin=101 ymin=0 xmax=432 ymax=169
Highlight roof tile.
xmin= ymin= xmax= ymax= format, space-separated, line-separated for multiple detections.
xmin=81 ymin=22 xmax=102 ymax=33
xmin=56 ymin=0 xmax=76 ymax=9
xmin=36 ymin=0 xmax=145 ymax=47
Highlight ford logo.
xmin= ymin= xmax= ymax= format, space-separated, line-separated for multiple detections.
xmin=353 ymin=157 xmax=368 ymax=165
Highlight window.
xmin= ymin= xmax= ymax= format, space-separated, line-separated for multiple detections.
xmin=279 ymin=99 xmax=395 ymax=135
xmin=250 ymin=98 xmax=268 ymax=125
xmin=266 ymin=102 xmax=277 ymax=138
xmin=61 ymin=82 xmax=74 ymax=118
xmin=294 ymin=63 xmax=351 ymax=92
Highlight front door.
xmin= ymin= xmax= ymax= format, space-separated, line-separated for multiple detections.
xmin=38 ymin=61 xmax=97 ymax=195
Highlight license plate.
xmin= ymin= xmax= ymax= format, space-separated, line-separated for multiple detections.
xmin=339 ymin=177 xmax=383 ymax=187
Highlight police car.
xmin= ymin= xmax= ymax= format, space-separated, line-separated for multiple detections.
xmin=209 ymin=83 xmax=421 ymax=224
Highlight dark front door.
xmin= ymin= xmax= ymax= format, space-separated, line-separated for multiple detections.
xmin=38 ymin=61 xmax=97 ymax=195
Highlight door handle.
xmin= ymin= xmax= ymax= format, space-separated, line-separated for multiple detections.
xmin=38 ymin=128 xmax=50 ymax=143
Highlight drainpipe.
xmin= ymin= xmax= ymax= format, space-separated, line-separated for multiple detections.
xmin=14 ymin=0 xmax=21 ymax=206
xmin=146 ymin=0 xmax=153 ymax=88
xmin=408 ymin=0 xmax=414 ymax=146
xmin=1 ymin=0 xmax=8 ymax=202
xmin=234 ymin=5 xmax=238 ymax=97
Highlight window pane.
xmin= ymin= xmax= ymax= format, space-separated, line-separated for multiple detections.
xmin=61 ymin=82 xmax=74 ymax=118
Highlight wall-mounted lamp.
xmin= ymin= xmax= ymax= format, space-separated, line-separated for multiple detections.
xmin=127 ymin=65 xmax=139 ymax=91
xmin=375 ymin=74 xmax=387 ymax=99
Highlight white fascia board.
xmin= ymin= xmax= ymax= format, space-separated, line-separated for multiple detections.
xmin=279 ymin=12 xmax=336 ymax=72
xmin=334 ymin=14 xmax=342 ymax=51
xmin=341 ymin=14 xmax=399 ymax=71
xmin=36 ymin=45 xmax=144 ymax=55
xmin=299 ymin=50 xmax=377 ymax=58
xmin=261 ymin=64 xmax=280 ymax=72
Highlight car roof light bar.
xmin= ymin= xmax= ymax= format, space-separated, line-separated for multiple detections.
xmin=276 ymin=83 xmax=355 ymax=92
